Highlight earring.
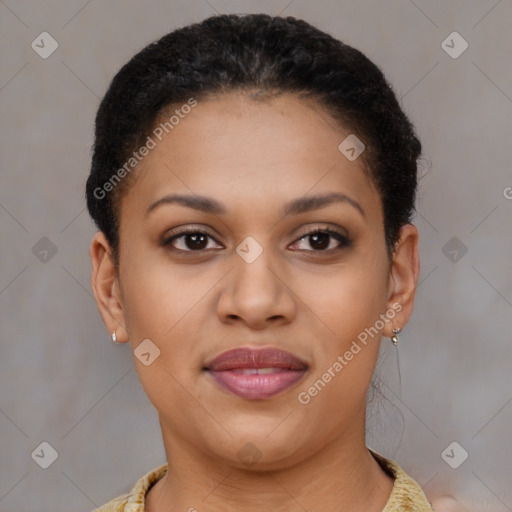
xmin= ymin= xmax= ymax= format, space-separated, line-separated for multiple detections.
xmin=391 ymin=327 xmax=402 ymax=346
xmin=112 ymin=330 xmax=120 ymax=344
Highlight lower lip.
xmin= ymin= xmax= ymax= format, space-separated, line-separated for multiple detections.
xmin=207 ymin=369 xmax=307 ymax=399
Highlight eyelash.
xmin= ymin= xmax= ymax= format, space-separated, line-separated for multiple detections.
xmin=162 ymin=226 xmax=351 ymax=255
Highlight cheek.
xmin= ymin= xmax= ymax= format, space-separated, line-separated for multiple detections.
xmin=119 ymin=260 xmax=207 ymax=412
xmin=293 ymin=251 xmax=390 ymax=398
xmin=119 ymin=252 xmax=219 ymax=377
xmin=119 ymin=243 xmax=205 ymax=338
xmin=295 ymin=256 xmax=389 ymax=339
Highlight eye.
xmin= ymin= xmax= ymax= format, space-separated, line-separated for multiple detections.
xmin=289 ymin=228 xmax=351 ymax=252
xmin=162 ymin=226 xmax=351 ymax=254
xmin=162 ymin=229 xmax=223 ymax=252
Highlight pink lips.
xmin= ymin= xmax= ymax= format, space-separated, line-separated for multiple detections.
xmin=204 ymin=347 xmax=308 ymax=400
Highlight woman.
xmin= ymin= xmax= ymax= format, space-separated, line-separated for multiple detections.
xmin=87 ymin=13 xmax=435 ymax=511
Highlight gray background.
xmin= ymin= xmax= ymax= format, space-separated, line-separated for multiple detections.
xmin=1 ymin=1 xmax=511 ymax=511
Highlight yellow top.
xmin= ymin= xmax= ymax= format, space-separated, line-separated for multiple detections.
xmin=94 ymin=451 xmax=435 ymax=511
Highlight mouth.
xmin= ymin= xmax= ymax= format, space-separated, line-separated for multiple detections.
xmin=203 ymin=347 xmax=309 ymax=400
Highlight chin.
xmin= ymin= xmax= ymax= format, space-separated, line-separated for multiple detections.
xmin=202 ymin=426 xmax=314 ymax=472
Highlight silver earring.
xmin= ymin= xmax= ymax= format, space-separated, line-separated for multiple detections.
xmin=391 ymin=327 xmax=402 ymax=346
xmin=112 ymin=330 xmax=120 ymax=344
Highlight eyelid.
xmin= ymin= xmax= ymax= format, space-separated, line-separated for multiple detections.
xmin=292 ymin=223 xmax=349 ymax=240
xmin=289 ymin=226 xmax=351 ymax=252
xmin=160 ymin=225 xmax=222 ymax=253
xmin=164 ymin=224 xmax=219 ymax=238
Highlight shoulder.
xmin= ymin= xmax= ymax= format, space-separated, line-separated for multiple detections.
xmin=94 ymin=493 xmax=130 ymax=512
xmin=370 ymin=450 xmax=436 ymax=512
xmin=94 ymin=463 xmax=168 ymax=512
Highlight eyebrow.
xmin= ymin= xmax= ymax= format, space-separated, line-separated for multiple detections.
xmin=146 ymin=191 xmax=365 ymax=218
xmin=146 ymin=194 xmax=226 ymax=216
xmin=284 ymin=192 xmax=365 ymax=218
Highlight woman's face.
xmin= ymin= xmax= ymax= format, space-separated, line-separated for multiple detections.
xmin=91 ymin=92 xmax=418 ymax=470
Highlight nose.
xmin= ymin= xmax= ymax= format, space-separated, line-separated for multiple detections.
xmin=216 ymin=245 xmax=297 ymax=330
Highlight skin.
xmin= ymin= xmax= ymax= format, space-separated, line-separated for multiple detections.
xmin=90 ymin=92 xmax=420 ymax=511
xmin=430 ymin=496 xmax=471 ymax=511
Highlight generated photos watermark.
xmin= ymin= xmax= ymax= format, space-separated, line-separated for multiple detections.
xmin=297 ymin=302 xmax=402 ymax=405
xmin=93 ymin=97 xmax=198 ymax=200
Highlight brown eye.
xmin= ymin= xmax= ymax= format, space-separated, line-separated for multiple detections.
xmin=182 ymin=233 xmax=209 ymax=250
xmin=308 ymin=232 xmax=331 ymax=250
xmin=290 ymin=228 xmax=351 ymax=252
xmin=163 ymin=230 xmax=222 ymax=252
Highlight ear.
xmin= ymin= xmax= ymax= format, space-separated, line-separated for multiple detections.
xmin=384 ymin=223 xmax=420 ymax=337
xmin=90 ymin=231 xmax=129 ymax=343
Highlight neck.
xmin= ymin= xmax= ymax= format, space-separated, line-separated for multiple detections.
xmin=146 ymin=419 xmax=394 ymax=512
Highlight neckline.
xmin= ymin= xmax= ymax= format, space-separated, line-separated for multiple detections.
xmin=369 ymin=448 xmax=398 ymax=479
xmin=126 ymin=450 xmax=431 ymax=511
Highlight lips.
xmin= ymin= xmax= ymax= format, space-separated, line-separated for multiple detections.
xmin=204 ymin=347 xmax=308 ymax=400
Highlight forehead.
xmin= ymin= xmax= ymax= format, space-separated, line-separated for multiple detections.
xmin=121 ymin=92 xmax=381 ymax=221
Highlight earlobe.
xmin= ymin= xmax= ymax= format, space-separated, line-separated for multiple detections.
xmin=90 ymin=231 xmax=129 ymax=343
xmin=385 ymin=224 xmax=420 ymax=338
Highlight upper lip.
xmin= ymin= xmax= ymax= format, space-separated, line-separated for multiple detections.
xmin=204 ymin=347 xmax=308 ymax=372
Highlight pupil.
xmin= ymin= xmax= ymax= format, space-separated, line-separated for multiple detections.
xmin=186 ymin=233 xmax=207 ymax=250
xmin=310 ymin=233 xmax=329 ymax=250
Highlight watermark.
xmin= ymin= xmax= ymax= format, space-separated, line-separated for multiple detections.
xmin=32 ymin=236 xmax=58 ymax=263
xmin=442 ymin=236 xmax=468 ymax=263
xmin=236 ymin=236 xmax=263 ymax=263
xmin=31 ymin=441 xmax=58 ymax=469
xmin=297 ymin=302 xmax=402 ymax=405
xmin=31 ymin=32 xmax=59 ymax=59
xmin=133 ymin=338 xmax=161 ymax=366
xmin=338 ymin=133 xmax=365 ymax=161
xmin=93 ymin=97 xmax=198 ymax=200
xmin=503 ymin=186 xmax=512 ymax=200
xmin=441 ymin=31 xmax=468 ymax=59
xmin=237 ymin=442 xmax=263 ymax=467
xmin=441 ymin=441 xmax=468 ymax=469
